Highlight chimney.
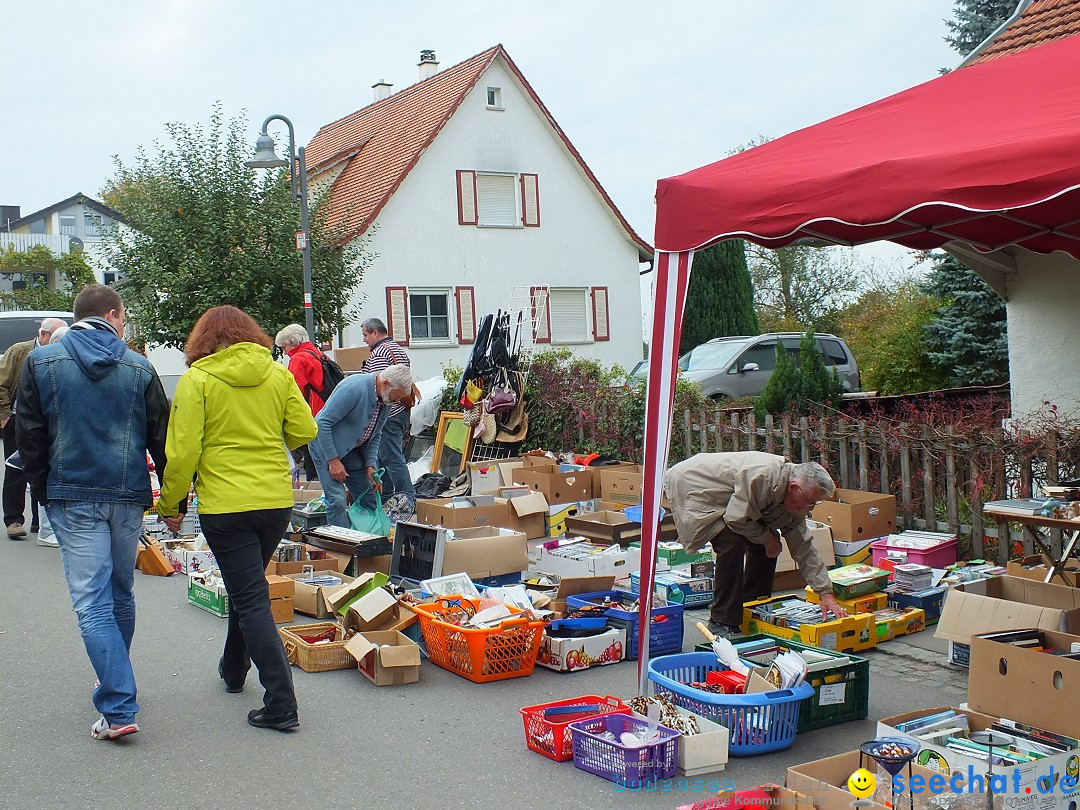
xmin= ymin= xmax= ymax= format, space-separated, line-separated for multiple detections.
xmin=372 ymin=79 xmax=393 ymax=102
xmin=418 ymin=49 xmax=439 ymax=81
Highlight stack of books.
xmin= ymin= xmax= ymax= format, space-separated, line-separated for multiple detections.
xmin=893 ymin=708 xmax=1080 ymax=764
xmin=747 ymin=597 xmax=830 ymax=630
xmin=893 ymin=563 xmax=933 ymax=591
xmin=984 ymin=497 xmax=1054 ymax=516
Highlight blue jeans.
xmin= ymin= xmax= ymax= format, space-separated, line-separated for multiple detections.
xmin=48 ymin=499 xmax=145 ymax=725
xmin=309 ymin=444 xmax=377 ymax=528
xmin=378 ymin=408 xmax=414 ymax=499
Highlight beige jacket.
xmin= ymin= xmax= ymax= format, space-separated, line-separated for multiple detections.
xmin=664 ymin=451 xmax=832 ymax=594
xmin=0 ymin=339 xmax=36 ymax=420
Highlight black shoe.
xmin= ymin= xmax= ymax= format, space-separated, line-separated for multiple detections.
xmin=247 ymin=708 xmax=299 ymax=730
xmin=29 ymin=522 xmax=39 ymax=533
xmin=218 ymin=657 xmax=245 ymax=694
xmin=707 ymin=622 xmax=741 ymax=640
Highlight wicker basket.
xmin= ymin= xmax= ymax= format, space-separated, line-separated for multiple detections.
xmin=278 ymin=622 xmax=353 ymax=672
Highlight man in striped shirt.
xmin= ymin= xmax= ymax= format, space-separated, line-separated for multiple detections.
xmin=360 ymin=318 xmax=414 ymax=501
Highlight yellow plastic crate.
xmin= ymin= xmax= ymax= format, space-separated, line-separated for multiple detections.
xmin=741 ymin=596 xmax=877 ymax=653
xmin=873 ymin=607 xmax=926 ymax=641
xmin=804 ymin=586 xmax=887 ymax=615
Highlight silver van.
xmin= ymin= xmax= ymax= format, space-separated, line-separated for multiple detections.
xmin=679 ymin=333 xmax=860 ymax=402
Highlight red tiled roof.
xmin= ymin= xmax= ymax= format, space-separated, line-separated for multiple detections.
xmin=305 ymin=44 xmax=651 ymax=257
xmin=967 ymin=0 xmax=1080 ymax=63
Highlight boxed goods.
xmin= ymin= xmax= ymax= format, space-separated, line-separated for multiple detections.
xmin=872 ymin=606 xmax=925 ymax=641
xmin=511 ymin=464 xmax=595 ymax=503
xmin=885 ymin=585 xmax=947 ymax=624
xmin=1008 ymin=553 xmax=1080 ymax=587
xmin=828 ymin=564 xmax=891 ymax=600
xmin=743 ymin=595 xmax=877 ymax=653
xmin=629 ymin=568 xmax=712 ymax=607
xmin=162 ymin=539 xmax=215 ymax=575
xmin=871 ymin=531 xmax=958 ymax=569
xmin=534 ymin=538 xmax=640 ymax=579
xmin=345 ymin=630 xmax=421 ymax=686
xmin=630 ymin=540 xmax=712 ymax=568
xmin=287 ymin=568 xmax=350 ymax=618
xmin=812 ymin=489 xmax=895 ymax=542
xmin=805 ymin=586 xmax=887 ymax=615
xmin=564 ymin=511 xmax=641 ymax=546
xmin=188 ymin=571 xmax=228 ymax=617
xmin=535 ymin=622 xmax=625 ymax=672
xmin=777 ymin=519 xmax=836 ymax=573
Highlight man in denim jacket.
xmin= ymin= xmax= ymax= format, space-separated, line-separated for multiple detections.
xmin=16 ymin=284 xmax=169 ymax=741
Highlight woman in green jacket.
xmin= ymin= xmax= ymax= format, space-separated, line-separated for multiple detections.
xmin=158 ymin=306 xmax=316 ymax=731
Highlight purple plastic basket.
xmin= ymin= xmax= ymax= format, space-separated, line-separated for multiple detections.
xmin=568 ymin=713 xmax=679 ymax=786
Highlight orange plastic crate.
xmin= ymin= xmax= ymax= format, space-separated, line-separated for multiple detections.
xmin=409 ymin=596 xmax=546 ymax=683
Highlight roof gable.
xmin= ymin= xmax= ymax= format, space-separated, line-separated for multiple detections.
xmin=966 ymin=0 xmax=1080 ymax=64
xmin=3 ymin=193 xmax=126 ymax=231
xmin=306 ymin=44 xmax=651 ymax=257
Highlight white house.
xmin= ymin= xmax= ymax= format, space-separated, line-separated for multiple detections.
xmin=305 ymin=45 xmax=651 ymax=379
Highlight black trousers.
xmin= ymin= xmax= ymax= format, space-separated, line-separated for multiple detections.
xmin=3 ymin=417 xmax=37 ymax=528
xmin=709 ymin=526 xmax=779 ymax=627
xmin=200 ymin=508 xmax=295 ymax=715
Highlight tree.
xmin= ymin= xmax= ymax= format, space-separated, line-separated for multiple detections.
xmin=0 ymin=245 xmax=96 ymax=311
xmin=840 ymin=278 xmax=949 ymax=394
xmin=747 ymin=243 xmax=863 ymax=334
xmin=944 ymin=0 xmax=1016 ymax=57
xmin=754 ymin=343 xmax=800 ymax=420
xmin=100 ymin=104 xmax=374 ymax=347
xmin=921 ymin=253 xmax=1008 ymax=386
xmin=679 ymin=240 xmax=758 ymax=355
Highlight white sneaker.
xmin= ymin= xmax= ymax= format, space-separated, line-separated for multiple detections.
xmin=90 ymin=715 xmax=140 ymax=740
xmin=36 ymin=535 xmax=59 ymax=548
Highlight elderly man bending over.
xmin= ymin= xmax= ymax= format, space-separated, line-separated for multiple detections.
xmin=664 ymin=451 xmax=845 ymax=638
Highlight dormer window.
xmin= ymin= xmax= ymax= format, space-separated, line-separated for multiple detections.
xmin=486 ymin=87 xmax=503 ymax=110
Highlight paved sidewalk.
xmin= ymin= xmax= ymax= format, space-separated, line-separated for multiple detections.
xmin=0 ymin=536 xmax=966 ymax=809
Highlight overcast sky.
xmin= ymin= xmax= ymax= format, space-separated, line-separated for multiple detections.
xmin=4 ymin=0 xmax=962 ymax=271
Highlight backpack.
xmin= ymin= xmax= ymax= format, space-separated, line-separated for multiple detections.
xmin=302 ymin=349 xmax=346 ymax=401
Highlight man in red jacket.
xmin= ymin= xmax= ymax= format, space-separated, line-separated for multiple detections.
xmin=275 ymin=324 xmax=325 ymax=480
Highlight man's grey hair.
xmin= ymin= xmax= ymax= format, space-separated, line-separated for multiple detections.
xmin=41 ymin=317 xmax=68 ymax=335
xmin=49 ymin=325 xmax=71 ymax=342
xmin=275 ymin=324 xmax=309 ymax=349
xmin=378 ymin=363 xmax=413 ymax=392
xmin=361 ymin=318 xmax=387 ymax=335
xmin=791 ymin=462 xmax=836 ymax=498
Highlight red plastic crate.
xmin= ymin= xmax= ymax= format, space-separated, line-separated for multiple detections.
xmin=519 ymin=696 xmax=629 ymax=762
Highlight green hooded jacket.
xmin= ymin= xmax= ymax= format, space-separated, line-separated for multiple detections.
xmin=159 ymin=342 xmax=317 ymax=516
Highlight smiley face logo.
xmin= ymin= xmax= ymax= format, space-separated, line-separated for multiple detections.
xmin=1067 ymin=756 xmax=1078 ymax=780
xmin=848 ymin=768 xmax=877 ymax=799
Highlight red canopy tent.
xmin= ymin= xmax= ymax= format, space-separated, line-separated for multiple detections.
xmin=633 ymin=33 xmax=1080 ymax=691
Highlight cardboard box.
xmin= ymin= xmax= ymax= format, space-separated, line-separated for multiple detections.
xmin=267 ymin=556 xmax=344 ymax=577
xmin=343 ymin=600 xmax=417 ymax=636
xmin=545 ymin=499 xmax=598 ymax=537
xmin=777 ymin=519 xmax=836 ymax=573
xmin=934 ymin=575 xmax=1080 ymax=650
xmin=341 ymin=584 xmax=397 ymax=631
xmin=162 ymin=540 xmax=216 ymax=575
xmin=444 ymin=526 xmax=528 ymax=579
xmin=564 ymin=511 xmax=642 ymax=546
xmin=671 ymin=707 xmax=728 ymax=777
xmin=1008 ymin=554 xmax=1080 ymax=587
xmin=512 ymin=466 xmax=595 ymax=503
xmin=270 ymin=597 xmax=294 ymax=624
xmin=287 ymin=571 xmax=353 ymax=618
xmin=293 ymin=481 xmax=323 ymax=505
xmin=265 ymin=574 xmax=295 ymax=600
xmin=534 ymin=541 xmax=640 ymax=580
xmin=188 ymin=573 xmax=228 ymax=618
xmin=832 ymin=537 xmax=879 ymax=566
xmin=968 ymin=629 xmax=1080 ymax=737
xmin=352 ymin=555 xmax=391 ymax=576
xmin=323 ymin=572 xmax=390 ymax=616
xmin=630 ymin=569 xmax=713 ymax=607
xmin=812 ymin=489 xmax=896 ymax=542
xmin=504 ymin=492 xmax=547 ymax=539
xmin=328 ymin=345 xmax=371 ymax=371
xmin=535 ymin=625 xmax=626 ymax=671
xmin=805 ymin=587 xmax=887 ymax=615
xmin=525 ymin=575 xmax=616 ymax=616
xmin=345 ymin=630 xmax=421 ymax=686
xmin=743 ymin=596 xmax=877 ymax=653
xmin=415 ymin=496 xmax=508 ymax=530
xmin=597 ymin=464 xmax=643 ymax=506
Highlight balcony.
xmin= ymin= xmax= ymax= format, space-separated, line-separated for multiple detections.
xmin=0 ymin=233 xmax=70 ymax=255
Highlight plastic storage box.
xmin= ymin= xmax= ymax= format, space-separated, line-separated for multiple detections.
xmin=648 ymin=652 xmax=812 ymax=755
xmin=565 ymin=589 xmax=684 ymax=659
xmin=828 ymin=564 xmax=891 ymax=600
xmin=871 ymin=534 xmax=957 ymax=569
xmin=520 ymin=695 xmax=629 ymax=762
xmin=568 ymin=712 xmax=680 ymax=786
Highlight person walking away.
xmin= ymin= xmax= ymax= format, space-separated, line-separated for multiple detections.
xmin=16 ymin=286 xmax=168 ymax=740
xmin=664 ymin=451 xmax=847 ymax=638
xmin=309 ymin=363 xmax=415 ymax=528
xmin=360 ymin=318 xmax=415 ymax=502
xmin=157 ymin=306 xmax=316 ymax=731
xmin=0 ymin=316 xmax=67 ymax=538
xmin=274 ymin=324 xmax=325 ymax=481
xmin=28 ymin=324 xmax=69 ymax=548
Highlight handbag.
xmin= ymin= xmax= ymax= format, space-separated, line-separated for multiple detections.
xmin=484 ymin=368 xmax=517 ymax=414
xmin=460 ymin=378 xmax=483 ymax=410
xmin=347 ymin=470 xmax=392 ymax=536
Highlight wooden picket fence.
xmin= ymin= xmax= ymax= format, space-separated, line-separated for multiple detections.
xmin=672 ymin=408 xmax=1080 ymax=564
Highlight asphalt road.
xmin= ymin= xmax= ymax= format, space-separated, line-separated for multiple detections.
xmin=0 ymin=534 xmax=967 ymax=810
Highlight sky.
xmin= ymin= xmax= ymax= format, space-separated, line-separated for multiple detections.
xmin=3 ymin=0 xmax=964 ymax=276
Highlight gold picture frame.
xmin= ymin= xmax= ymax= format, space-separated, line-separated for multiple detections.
xmin=430 ymin=411 xmax=474 ymax=477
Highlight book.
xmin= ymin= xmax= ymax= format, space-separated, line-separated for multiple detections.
xmin=985 ymin=498 xmax=1052 ymax=516
xmin=895 ymin=709 xmax=957 ymax=733
xmin=992 ymin=719 xmax=1078 ymax=751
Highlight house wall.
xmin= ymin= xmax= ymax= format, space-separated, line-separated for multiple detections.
xmin=1005 ymin=251 xmax=1080 ymax=416
xmin=5 ymin=201 xmax=118 ymax=285
xmin=340 ymin=58 xmax=644 ymax=381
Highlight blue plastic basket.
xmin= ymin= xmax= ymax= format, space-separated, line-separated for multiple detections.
xmin=647 ymin=652 xmax=813 ymax=756
xmin=568 ymin=713 xmax=680 ymax=787
xmin=565 ymin=590 xmax=684 ymax=659
xmin=622 ymin=505 xmax=667 ymax=524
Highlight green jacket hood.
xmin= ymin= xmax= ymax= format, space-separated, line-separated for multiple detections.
xmin=192 ymin=342 xmax=275 ymax=387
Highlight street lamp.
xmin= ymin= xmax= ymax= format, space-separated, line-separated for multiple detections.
xmin=245 ymin=114 xmax=315 ymax=341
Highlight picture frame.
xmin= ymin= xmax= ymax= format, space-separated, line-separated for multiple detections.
xmin=430 ymin=411 xmax=474 ymax=477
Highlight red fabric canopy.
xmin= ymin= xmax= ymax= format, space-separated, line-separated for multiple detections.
xmin=654 ymin=34 xmax=1080 ymax=259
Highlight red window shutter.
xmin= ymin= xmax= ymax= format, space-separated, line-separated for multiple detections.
xmin=456 ymin=170 xmax=478 ymax=225
xmin=520 ymin=173 xmax=540 ymax=227
xmin=455 ymin=286 xmax=477 ymax=344
xmin=385 ymin=286 xmax=410 ymax=346
xmin=531 ymin=286 xmax=551 ymax=344
xmin=591 ymin=287 xmax=610 ymax=341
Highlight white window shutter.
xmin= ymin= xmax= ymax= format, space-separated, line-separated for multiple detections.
xmin=520 ymin=173 xmax=540 ymax=227
xmin=385 ymin=286 xmax=410 ymax=346
xmin=531 ymin=286 xmax=551 ymax=344
xmin=476 ymin=174 xmax=517 ymax=226
xmin=548 ymin=288 xmax=589 ymax=343
xmin=455 ymin=286 xmax=477 ymax=344
xmin=456 ymin=170 xmax=477 ymax=225
xmin=591 ymin=286 xmax=610 ymax=341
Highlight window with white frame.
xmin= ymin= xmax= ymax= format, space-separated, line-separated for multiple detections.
xmin=84 ymin=213 xmax=102 ymax=237
xmin=548 ymin=288 xmax=590 ymax=343
xmin=408 ymin=290 xmax=451 ymax=341
xmin=59 ymin=215 xmax=76 ymax=236
xmin=486 ymin=86 xmax=503 ymax=110
xmin=456 ymin=170 xmax=540 ymax=227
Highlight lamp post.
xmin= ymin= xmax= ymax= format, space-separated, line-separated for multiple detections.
xmin=245 ymin=114 xmax=315 ymax=341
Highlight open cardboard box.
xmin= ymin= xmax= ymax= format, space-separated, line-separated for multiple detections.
xmin=1007 ymin=554 xmax=1080 ymax=587
xmin=812 ymin=489 xmax=896 ymax=542
xmin=524 ymin=574 xmax=615 ymax=616
xmin=563 ymin=510 xmax=642 ymax=546
xmin=340 ymin=585 xmax=397 ymax=631
xmin=511 ymin=465 xmax=595 ymax=503
xmin=345 ymin=630 xmax=420 ymax=686
xmin=287 ymin=570 xmax=353 ymax=618
xmin=322 ymin=572 xmax=389 ymax=616
xmin=327 ymin=345 xmax=370 ymax=371
xmin=343 ymin=599 xmax=416 ymax=636
xmin=445 ymin=526 xmax=528 ymax=578
xmin=777 ymin=519 xmax=835 ymax=573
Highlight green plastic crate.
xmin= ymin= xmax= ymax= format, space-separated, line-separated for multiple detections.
xmin=629 ymin=541 xmax=713 ymax=568
xmin=694 ymin=633 xmax=869 ymax=732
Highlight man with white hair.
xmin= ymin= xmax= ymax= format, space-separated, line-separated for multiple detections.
xmin=0 ymin=315 xmax=67 ymax=538
xmin=664 ymin=451 xmax=847 ymax=638
xmin=308 ymin=364 xmax=415 ymax=528
xmin=274 ymin=323 xmax=325 ymax=480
